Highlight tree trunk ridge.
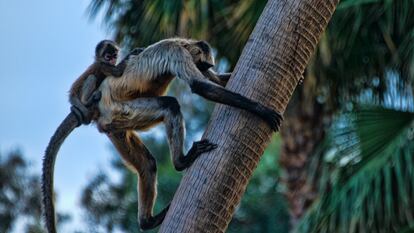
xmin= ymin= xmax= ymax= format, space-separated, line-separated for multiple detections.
xmin=159 ymin=0 xmax=339 ymax=232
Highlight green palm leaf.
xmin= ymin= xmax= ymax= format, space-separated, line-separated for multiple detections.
xmin=319 ymin=0 xmax=414 ymax=100
xmin=86 ymin=0 xmax=233 ymax=47
xmin=297 ymin=106 xmax=414 ymax=233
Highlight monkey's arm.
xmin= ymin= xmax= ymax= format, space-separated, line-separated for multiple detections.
xmin=80 ymin=75 xmax=98 ymax=104
xmin=176 ymin=60 xmax=282 ymax=131
xmin=101 ymin=47 xmax=145 ymax=77
xmin=70 ymin=95 xmax=89 ymax=124
xmin=70 ymin=75 xmax=99 ymax=124
xmin=190 ymin=80 xmax=282 ymax=131
xmin=202 ymin=70 xmax=232 ymax=87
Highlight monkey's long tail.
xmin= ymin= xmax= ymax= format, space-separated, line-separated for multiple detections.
xmin=42 ymin=112 xmax=80 ymax=233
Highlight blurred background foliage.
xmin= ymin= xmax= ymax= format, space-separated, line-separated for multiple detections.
xmin=2 ymin=0 xmax=414 ymax=232
xmin=0 ymin=151 xmax=70 ymax=233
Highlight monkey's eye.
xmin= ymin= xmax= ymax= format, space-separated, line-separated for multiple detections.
xmin=104 ymin=54 xmax=111 ymax=61
xmin=104 ymin=53 xmax=117 ymax=61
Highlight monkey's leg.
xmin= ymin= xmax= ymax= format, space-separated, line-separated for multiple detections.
xmin=107 ymin=130 xmax=169 ymax=230
xmin=105 ymin=96 xmax=216 ymax=171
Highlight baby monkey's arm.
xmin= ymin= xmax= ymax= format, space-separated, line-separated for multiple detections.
xmin=100 ymin=47 xmax=145 ymax=77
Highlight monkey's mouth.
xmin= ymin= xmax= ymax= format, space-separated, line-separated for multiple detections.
xmin=104 ymin=54 xmax=118 ymax=65
xmin=109 ymin=58 xmax=117 ymax=65
xmin=197 ymin=62 xmax=214 ymax=71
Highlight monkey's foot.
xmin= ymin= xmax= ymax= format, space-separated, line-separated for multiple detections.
xmin=257 ymin=105 xmax=283 ymax=131
xmin=187 ymin=139 xmax=217 ymax=161
xmin=176 ymin=140 xmax=217 ymax=171
xmin=139 ymin=204 xmax=171 ymax=230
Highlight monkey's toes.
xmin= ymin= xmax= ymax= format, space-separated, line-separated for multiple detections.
xmin=187 ymin=140 xmax=217 ymax=159
xmin=180 ymin=140 xmax=217 ymax=170
xmin=192 ymin=139 xmax=218 ymax=154
xmin=139 ymin=204 xmax=170 ymax=230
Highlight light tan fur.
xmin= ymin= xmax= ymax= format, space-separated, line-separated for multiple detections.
xmin=97 ymin=38 xmax=213 ymax=126
xmin=90 ymin=37 xmax=281 ymax=231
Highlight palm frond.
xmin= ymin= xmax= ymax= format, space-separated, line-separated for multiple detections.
xmin=296 ymin=105 xmax=414 ymax=233
xmin=315 ymin=0 xmax=414 ymax=106
xmin=86 ymin=0 xmax=235 ymax=49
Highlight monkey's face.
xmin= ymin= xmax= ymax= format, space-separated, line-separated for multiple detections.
xmin=103 ymin=50 xmax=118 ymax=65
xmin=96 ymin=40 xmax=119 ymax=65
xmin=187 ymin=41 xmax=215 ymax=71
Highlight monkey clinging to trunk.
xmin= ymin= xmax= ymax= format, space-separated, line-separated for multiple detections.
xmin=95 ymin=38 xmax=283 ymax=229
xmin=42 ymin=37 xmax=283 ymax=233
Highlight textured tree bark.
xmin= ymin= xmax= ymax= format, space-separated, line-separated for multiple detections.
xmin=159 ymin=0 xmax=340 ymax=232
xmin=280 ymin=91 xmax=329 ymax=227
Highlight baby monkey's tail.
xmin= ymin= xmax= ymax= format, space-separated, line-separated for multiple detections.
xmin=42 ymin=112 xmax=80 ymax=233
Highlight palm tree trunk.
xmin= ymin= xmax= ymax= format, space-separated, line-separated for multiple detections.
xmin=280 ymin=90 xmax=329 ymax=227
xmin=159 ymin=1 xmax=339 ymax=232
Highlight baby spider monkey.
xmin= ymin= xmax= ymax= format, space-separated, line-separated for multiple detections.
xmin=42 ymin=40 xmax=143 ymax=233
xmin=69 ymin=40 xmax=143 ymax=123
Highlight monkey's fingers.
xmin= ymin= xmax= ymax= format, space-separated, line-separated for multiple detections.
xmin=187 ymin=140 xmax=217 ymax=157
xmin=92 ymin=91 xmax=102 ymax=102
xmin=197 ymin=142 xmax=218 ymax=151
xmin=191 ymin=139 xmax=218 ymax=154
xmin=262 ymin=109 xmax=283 ymax=132
xmin=179 ymin=140 xmax=217 ymax=170
xmin=85 ymin=91 xmax=102 ymax=107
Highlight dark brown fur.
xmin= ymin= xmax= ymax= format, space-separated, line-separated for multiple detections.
xmin=68 ymin=40 xmax=136 ymax=123
xmin=42 ymin=40 xmax=142 ymax=233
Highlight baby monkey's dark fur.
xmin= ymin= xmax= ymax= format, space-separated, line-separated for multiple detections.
xmin=42 ymin=40 xmax=142 ymax=233
xmin=69 ymin=40 xmax=141 ymax=123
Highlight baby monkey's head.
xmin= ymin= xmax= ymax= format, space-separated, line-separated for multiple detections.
xmin=95 ymin=40 xmax=120 ymax=65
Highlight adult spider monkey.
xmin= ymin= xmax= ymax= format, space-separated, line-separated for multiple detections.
xmin=42 ymin=40 xmax=142 ymax=233
xmin=42 ymin=38 xmax=283 ymax=232
xmin=95 ymin=38 xmax=283 ymax=229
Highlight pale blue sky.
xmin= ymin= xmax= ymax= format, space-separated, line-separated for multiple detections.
xmin=0 ymin=1 xmax=117 ymax=232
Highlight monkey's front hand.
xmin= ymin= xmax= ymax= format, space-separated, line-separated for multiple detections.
xmin=256 ymin=105 xmax=283 ymax=131
xmin=85 ymin=91 xmax=102 ymax=107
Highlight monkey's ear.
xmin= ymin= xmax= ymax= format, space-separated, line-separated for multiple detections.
xmin=195 ymin=41 xmax=211 ymax=53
